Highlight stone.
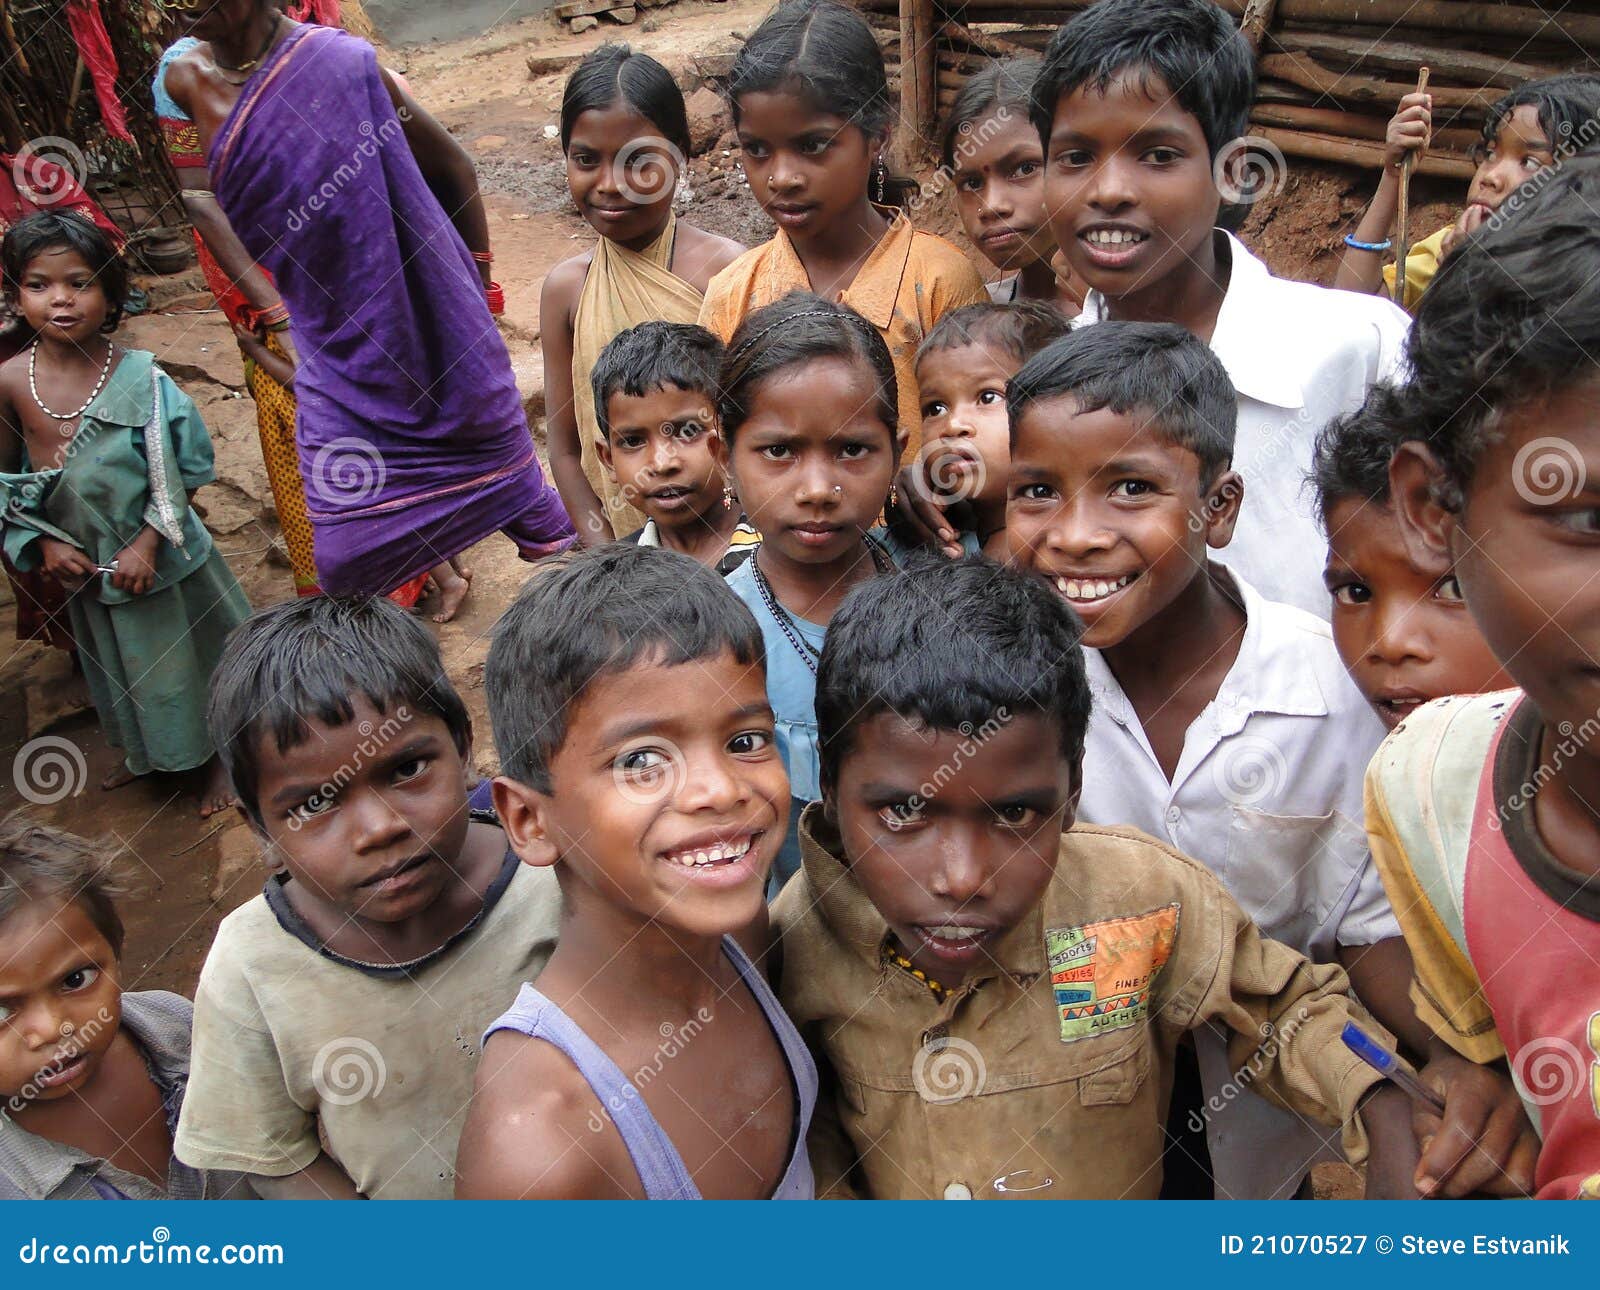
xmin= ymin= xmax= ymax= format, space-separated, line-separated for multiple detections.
xmin=685 ymin=87 xmax=727 ymax=156
xmin=604 ymin=5 xmax=637 ymax=23
xmin=525 ymin=52 xmax=578 ymax=78
xmin=569 ymin=14 xmax=598 ymax=32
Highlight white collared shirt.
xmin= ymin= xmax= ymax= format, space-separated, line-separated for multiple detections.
xmin=1077 ymin=569 xmax=1399 ymax=1198
xmin=1078 ymin=232 xmax=1412 ymax=619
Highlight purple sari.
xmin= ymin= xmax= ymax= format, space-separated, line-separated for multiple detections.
xmin=209 ymin=24 xmax=571 ymax=594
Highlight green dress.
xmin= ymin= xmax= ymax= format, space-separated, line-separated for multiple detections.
xmin=0 ymin=349 xmax=250 ymax=775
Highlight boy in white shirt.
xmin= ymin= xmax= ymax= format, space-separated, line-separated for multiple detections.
xmin=1034 ymin=0 xmax=1410 ymax=617
xmin=1007 ymin=322 xmax=1412 ymax=1199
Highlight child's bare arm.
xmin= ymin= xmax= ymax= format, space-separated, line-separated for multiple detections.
xmin=246 ymin=1153 xmax=364 ymax=1199
xmin=1337 ymin=935 xmax=1432 ymax=1058
xmin=1332 ymin=92 xmax=1432 ymax=295
xmin=0 ymin=364 xmax=23 ymax=473
xmin=380 ymin=70 xmax=491 ymax=279
xmin=540 ymin=259 xmax=613 ymax=544
xmin=455 ymin=1035 xmax=630 ymax=1199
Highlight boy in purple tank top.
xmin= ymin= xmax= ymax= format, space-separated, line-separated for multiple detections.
xmin=456 ymin=545 xmax=815 ymax=1199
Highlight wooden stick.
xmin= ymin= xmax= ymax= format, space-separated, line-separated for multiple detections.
xmin=1240 ymin=0 xmax=1281 ymax=52
xmin=1251 ymin=124 xmax=1472 ymax=179
xmin=898 ymin=0 xmax=937 ymax=164
xmin=938 ymin=18 xmax=1032 ymax=61
xmin=1394 ymin=66 xmax=1430 ymax=306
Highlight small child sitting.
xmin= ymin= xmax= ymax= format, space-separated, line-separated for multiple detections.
xmin=455 ymin=544 xmax=814 ymax=1199
xmin=0 ymin=815 xmax=250 ymax=1199
xmin=1005 ymin=321 xmax=1416 ymax=1198
xmin=1334 ymin=73 xmax=1600 ymax=310
xmin=0 ymin=212 xmax=250 ymax=818
xmin=174 ymin=596 xmax=562 ymax=1199
xmin=1311 ymin=403 xmax=1509 ymax=728
xmin=592 ymin=320 xmax=759 ymax=574
xmin=773 ymin=555 xmax=1419 ymax=1199
xmin=905 ymin=300 xmax=1071 ymax=558
xmin=1364 ymin=157 xmax=1600 ymax=1199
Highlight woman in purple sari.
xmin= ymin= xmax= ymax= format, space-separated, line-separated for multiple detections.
xmin=163 ymin=1 xmax=572 ymax=596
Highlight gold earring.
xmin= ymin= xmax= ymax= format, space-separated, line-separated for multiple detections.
xmin=888 ymin=480 xmax=898 ymax=509
xmin=723 ymin=482 xmax=735 ymax=510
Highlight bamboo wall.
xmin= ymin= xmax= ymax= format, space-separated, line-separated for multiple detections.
xmin=861 ymin=0 xmax=1600 ymax=179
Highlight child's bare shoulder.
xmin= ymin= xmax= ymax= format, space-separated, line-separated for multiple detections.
xmin=675 ymin=222 xmax=746 ymax=289
xmin=540 ymin=249 xmax=596 ymax=313
xmin=457 ymin=1028 xmax=632 ymax=1199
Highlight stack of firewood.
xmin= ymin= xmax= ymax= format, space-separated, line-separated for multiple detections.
xmin=857 ymin=0 xmax=1600 ymax=178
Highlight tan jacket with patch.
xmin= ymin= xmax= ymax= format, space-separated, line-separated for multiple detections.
xmin=772 ymin=805 xmax=1389 ymax=1200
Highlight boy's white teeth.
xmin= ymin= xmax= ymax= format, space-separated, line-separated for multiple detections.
xmin=669 ymin=836 xmax=753 ymax=867
xmin=928 ymin=924 xmax=987 ymax=941
xmin=1054 ymin=573 xmax=1133 ymax=602
xmin=1087 ymin=229 xmax=1146 ymax=246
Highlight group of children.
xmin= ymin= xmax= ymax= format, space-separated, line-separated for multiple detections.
xmin=2 ymin=0 xmax=1598 ymax=1201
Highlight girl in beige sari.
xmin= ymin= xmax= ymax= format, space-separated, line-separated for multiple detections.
xmin=542 ymin=45 xmax=745 ymax=542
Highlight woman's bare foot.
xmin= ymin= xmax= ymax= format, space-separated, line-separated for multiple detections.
xmin=198 ymin=757 xmax=236 ymax=819
xmin=430 ymin=560 xmax=473 ymax=624
xmin=100 ymin=763 xmax=138 ymax=792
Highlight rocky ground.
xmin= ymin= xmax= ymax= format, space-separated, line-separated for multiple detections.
xmin=0 ymin=0 xmax=1458 ymax=1195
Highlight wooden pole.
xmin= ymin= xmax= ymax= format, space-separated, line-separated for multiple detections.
xmin=898 ymin=0 xmax=937 ymax=167
xmin=1393 ymin=66 xmax=1430 ymax=307
xmin=1241 ymin=0 xmax=1280 ymax=52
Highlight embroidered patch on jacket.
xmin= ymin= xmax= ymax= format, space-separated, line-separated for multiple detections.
xmin=1045 ymin=904 xmax=1179 ymax=1043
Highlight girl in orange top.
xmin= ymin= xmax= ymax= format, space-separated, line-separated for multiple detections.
xmin=699 ymin=0 xmax=986 ymax=455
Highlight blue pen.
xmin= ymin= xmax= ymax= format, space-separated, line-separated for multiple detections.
xmin=1341 ymin=1021 xmax=1447 ymax=1114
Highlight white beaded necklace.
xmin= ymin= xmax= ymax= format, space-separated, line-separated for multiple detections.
xmin=29 ymin=337 xmax=114 ymax=421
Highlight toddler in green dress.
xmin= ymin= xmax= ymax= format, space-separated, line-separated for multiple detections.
xmin=0 ymin=212 xmax=249 ymax=816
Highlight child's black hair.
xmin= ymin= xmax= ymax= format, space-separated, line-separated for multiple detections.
xmin=726 ymin=0 xmax=917 ymax=207
xmin=939 ymin=57 xmax=1041 ymax=173
xmin=816 ymin=554 xmax=1090 ymax=792
xmin=207 ymin=596 xmax=472 ymax=828
xmin=1007 ymin=320 xmax=1236 ymax=483
xmin=560 ymin=43 xmax=691 ymax=162
xmin=1479 ymin=73 xmax=1600 ymax=164
xmin=916 ymin=300 xmax=1072 ymax=373
xmin=0 ymin=812 xmax=128 ymax=959
xmin=487 ymin=544 xmax=765 ymax=792
xmin=719 ymin=290 xmax=897 ymax=444
xmin=1361 ymin=155 xmax=1600 ymax=510
xmin=1031 ymin=0 xmax=1254 ymax=160
xmin=591 ymin=321 xmax=723 ymax=441
xmin=2 ymin=211 xmax=127 ymax=333
xmin=1310 ymin=402 xmax=1400 ymax=527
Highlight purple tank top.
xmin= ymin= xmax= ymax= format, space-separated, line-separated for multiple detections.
xmin=483 ymin=936 xmax=816 ymax=1199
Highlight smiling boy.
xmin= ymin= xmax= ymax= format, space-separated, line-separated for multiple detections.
xmin=774 ymin=555 xmax=1419 ymax=1199
xmin=1033 ymin=0 xmax=1411 ymax=618
xmin=1006 ymin=323 xmax=1420 ymax=1198
xmin=456 ymin=545 xmax=815 ymax=1199
xmin=592 ymin=321 xmax=760 ymax=573
xmin=174 ymin=597 xmax=561 ymax=1199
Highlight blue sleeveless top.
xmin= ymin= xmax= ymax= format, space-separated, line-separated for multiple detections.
xmin=483 ymin=936 xmax=816 ymax=1199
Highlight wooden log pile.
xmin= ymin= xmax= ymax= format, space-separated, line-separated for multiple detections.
xmin=860 ymin=0 xmax=1600 ymax=179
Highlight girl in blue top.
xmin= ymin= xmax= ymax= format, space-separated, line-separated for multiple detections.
xmin=722 ymin=292 xmax=904 ymax=891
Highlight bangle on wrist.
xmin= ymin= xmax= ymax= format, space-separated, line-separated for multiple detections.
xmin=256 ymin=302 xmax=290 ymax=327
xmin=471 ymin=249 xmax=493 ymax=264
xmin=1344 ymin=233 xmax=1392 ymax=253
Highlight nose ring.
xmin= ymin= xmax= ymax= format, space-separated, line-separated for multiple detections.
xmin=832 ymin=485 xmax=843 ymax=496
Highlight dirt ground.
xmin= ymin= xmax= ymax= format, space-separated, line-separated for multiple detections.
xmin=0 ymin=2 xmax=1458 ymax=1195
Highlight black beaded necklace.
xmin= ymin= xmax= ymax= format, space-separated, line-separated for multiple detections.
xmin=750 ymin=533 xmax=893 ymax=675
